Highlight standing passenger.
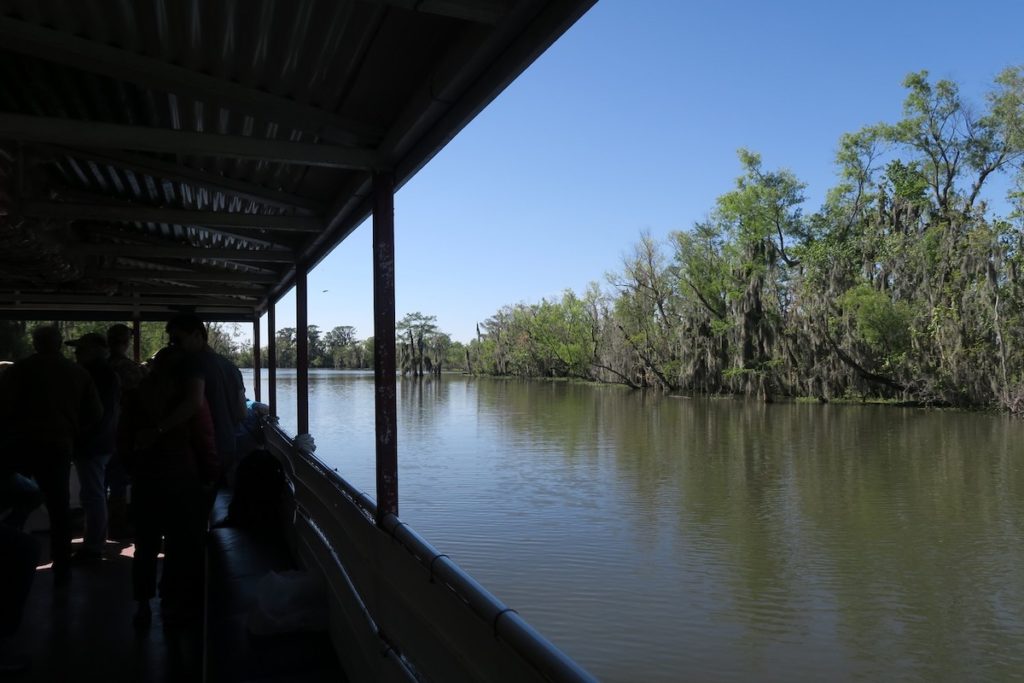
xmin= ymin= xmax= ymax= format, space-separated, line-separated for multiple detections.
xmin=0 ymin=326 xmax=102 ymax=585
xmin=105 ymin=323 xmax=145 ymax=538
xmin=160 ymin=315 xmax=246 ymax=483
xmin=66 ymin=333 xmax=121 ymax=560
xmin=106 ymin=324 xmax=146 ymax=391
xmin=118 ymin=347 xmax=218 ymax=628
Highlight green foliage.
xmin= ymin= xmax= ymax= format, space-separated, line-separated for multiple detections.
xmin=839 ymin=285 xmax=913 ymax=360
xmin=466 ymin=66 xmax=1024 ymax=410
xmin=0 ymin=320 xmax=30 ymax=360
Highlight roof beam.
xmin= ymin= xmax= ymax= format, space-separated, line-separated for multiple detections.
xmin=87 ymin=268 xmax=281 ymax=284
xmin=24 ymin=201 xmax=323 ymax=233
xmin=0 ymin=308 xmax=258 ymax=323
xmin=0 ymin=17 xmax=383 ymax=146
xmin=79 ymin=224 xmax=288 ymax=252
xmin=39 ymin=146 xmax=324 ymax=213
xmin=0 ymin=114 xmax=386 ymax=169
xmin=74 ymin=243 xmax=296 ymax=263
xmin=370 ymin=0 xmax=509 ymax=24
xmin=0 ymin=293 xmax=258 ymax=306
xmin=120 ymin=282 xmax=269 ymax=297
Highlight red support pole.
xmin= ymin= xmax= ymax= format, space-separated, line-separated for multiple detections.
xmin=296 ymin=266 xmax=309 ymax=436
xmin=253 ymin=315 xmax=262 ymax=402
xmin=268 ymin=303 xmax=277 ymax=418
xmin=373 ymin=171 xmax=398 ymax=522
xmin=132 ymin=319 xmax=141 ymax=361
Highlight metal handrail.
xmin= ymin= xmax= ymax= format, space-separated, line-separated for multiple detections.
xmin=266 ymin=424 xmax=597 ymax=683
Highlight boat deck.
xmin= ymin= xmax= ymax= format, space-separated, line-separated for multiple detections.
xmin=7 ymin=535 xmax=202 ymax=683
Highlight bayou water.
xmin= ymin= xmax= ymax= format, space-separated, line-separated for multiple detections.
xmin=244 ymin=369 xmax=1024 ymax=682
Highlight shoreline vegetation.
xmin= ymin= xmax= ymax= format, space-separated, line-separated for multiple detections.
xmin=2 ymin=69 xmax=1022 ymax=413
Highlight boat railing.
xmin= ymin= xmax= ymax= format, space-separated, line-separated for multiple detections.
xmin=263 ymin=424 xmax=597 ymax=683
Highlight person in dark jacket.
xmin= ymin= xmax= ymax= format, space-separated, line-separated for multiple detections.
xmin=163 ymin=314 xmax=245 ymax=482
xmin=118 ymin=346 xmax=218 ymax=628
xmin=0 ymin=326 xmax=102 ymax=586
xmin=67 ymin=333 xmax=121 ymax=560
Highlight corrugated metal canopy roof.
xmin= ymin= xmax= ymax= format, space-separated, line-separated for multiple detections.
xmin=0 ymin=0 xmax=594 ymax=321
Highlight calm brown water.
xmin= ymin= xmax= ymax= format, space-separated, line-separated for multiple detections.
xmin=248 ymin=370 xmax=1024 ymax=682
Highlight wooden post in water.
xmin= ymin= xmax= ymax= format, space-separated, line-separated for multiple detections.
xmin=373 ymin=171 xmax=398 ymax=522
xmin=253 ymin=314 xmax=261 ymax=402
xmin=296 ymin=265 xmax=309 ymax=436
xmin=268 ymin=302 xmax=277 ymax=418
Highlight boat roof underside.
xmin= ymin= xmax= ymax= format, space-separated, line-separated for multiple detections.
xmin=0 ymin=0 xmax=594 ymax=322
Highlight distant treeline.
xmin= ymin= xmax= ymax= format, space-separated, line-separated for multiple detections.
xmin=0 ymin=315 xmax=466 ymax=377
xmin=463 ymin=68 xmax=1024 ymax=412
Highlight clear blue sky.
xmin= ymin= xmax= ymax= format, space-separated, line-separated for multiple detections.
xmin=267 ymin=0 xmax=1024 ymax=344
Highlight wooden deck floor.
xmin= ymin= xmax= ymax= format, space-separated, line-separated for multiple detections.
xmin=6 ymin=535 xmax=203 ymax=682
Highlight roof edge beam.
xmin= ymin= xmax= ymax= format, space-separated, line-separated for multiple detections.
xmin=0 ymin=17 xmax=383 ymax=146
xmin=0 ymin=114 xmax=385 ymax=169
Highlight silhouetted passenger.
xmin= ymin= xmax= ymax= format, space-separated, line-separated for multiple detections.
xmin=118 ymin=346 xmax=218 ymax=628
xmin=0 ymin=409 xmax=38 ymax=675
xmin=106 ymin=324 xmax=146 ymax=392
xmin=0 ymin=363 xmax=41 ymax=531
xmin=232 ymin=400 xmax=271 ymax=486
xmin=105 ymin=323 xmax=145 ymax=539
xmin=225 ymin=449 xmax=286 ymax=533
xmin=162 ymin=314 xmax=245 ymax=484
xmin=0 ymin=326 xmax=102 ymax=585
xmin=67 ymin=333 xmax=121 ymax=560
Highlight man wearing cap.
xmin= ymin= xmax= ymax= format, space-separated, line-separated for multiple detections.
xmin=67 ymin=333 xmax=121 ymax=560
xmin=105 ymin=323 xmax=145 ymax=537
xmin=106 ymin=324 xmax=146 ymax=392
xmin=0 ymin=326 xmax=102 ymax=584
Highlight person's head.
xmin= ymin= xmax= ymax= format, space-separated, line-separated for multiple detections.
xmin=107 ymin=324 xmax=133 ymax=356
xmin=66 ymin=332 xmax=109 ymax=365
xmin=165 ymin=313 xmax=207 ymax=352
xmin=31 ymin=325 xmax=63 ymax=354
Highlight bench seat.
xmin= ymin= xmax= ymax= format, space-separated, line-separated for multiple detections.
xmin=205 ymin=490 xmax=345 ymax=682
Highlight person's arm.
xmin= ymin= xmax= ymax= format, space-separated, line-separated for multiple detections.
xmin=135 ymin=376 xmax=203 ymax=450
xmin=116 ymin=395 xmax=138 ymax=473
xmin=232 ymin=367 xmax=246 ymax=422
xmin=192 ymin=401 xmax=220 ymax=484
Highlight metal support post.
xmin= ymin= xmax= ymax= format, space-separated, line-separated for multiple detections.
xmin=373 ymin=171 xmax=398 ymax=522
xmin=296 ymin=265 xmax=309 ymax=436
xmin=253 ymin=315 xmax=261 ymax=402
xmin=268 ymin=303 xmax=277 ymax=418
xmin=132 ymin=319 xmax=141 ymax=361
